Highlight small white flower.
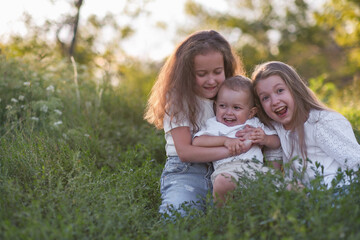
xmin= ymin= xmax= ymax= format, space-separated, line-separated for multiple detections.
xmin=18 ymin=95 xmax=25 ymax=101
xmin=0 ymin=98 xmax=2 ymax=102
xmin=85 ymin=101 xmax=92 ymax=109
xmin=46 ymin=85 xmax=55 ymax=92
xmin=23 ymin=82 xmax=31 ymax=86
xmin=6 ymin=105 xmax=12 ymax=110
xmin=21 ymin=105 xmax=25 ymax=109
xmin=40 ymin=105 xmax=48 ymax=113
xmin=62 ymin=133 xmax=68 ymax=139
xmin=31 ymin=117 xmax=39 ymax=121
xmin=11 ymin=98 xmax=18 ymax=103
xmin=54 ymin=109 xmax=62 ymax=115
xmin=84 ymin=134 xmax=90 ymax=138
xmin=54 ymin=121 xmax=63 ymax=126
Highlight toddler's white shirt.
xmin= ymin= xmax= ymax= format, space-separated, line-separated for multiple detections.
xmin=194 ymin=117 xmax=277 ymax=169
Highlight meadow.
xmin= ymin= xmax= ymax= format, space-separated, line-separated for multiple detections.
xmin=1 ymin=53 xmax=360 ymax=240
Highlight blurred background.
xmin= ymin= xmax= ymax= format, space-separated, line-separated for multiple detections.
xmin=0 ymin=0 xmax=359 ymax=138
xmin=1 ymin=0 xmax=359 ymax=90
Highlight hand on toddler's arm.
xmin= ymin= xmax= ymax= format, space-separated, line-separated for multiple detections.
xmin=224 ymin=138 xmax=252 ymax=156
xmin=235 ymin=125 xmax=254 ymax=141
xmin=249 ymin=127 xmax=267 ymax=145
xmin=224 ymin=138 xmax=243 ymax=156
xmin=249 ymin=127 xmax=281 ymax=149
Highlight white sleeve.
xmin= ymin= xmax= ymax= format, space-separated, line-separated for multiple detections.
xmin=315 ymin=113 xmax=360 ymax=170
xmin=163 ymin=113 xmax=190 ymax=133
xmin=193 ymin=118 xmax=220 ymax=138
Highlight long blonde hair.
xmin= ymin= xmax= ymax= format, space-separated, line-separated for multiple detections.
xmin=144 ymin=30 xmax=243 ymax=131
xmin=252 ymin=61 xmax=327 ymax=161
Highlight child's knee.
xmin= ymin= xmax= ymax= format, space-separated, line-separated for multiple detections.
xmin=213 ymin=173 xmax=236 ymax=193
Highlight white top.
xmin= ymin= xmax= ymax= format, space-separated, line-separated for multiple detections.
xmin=273 ymin=109 xmax=360 ymax=187
xmin=163 ymin=97 xmax=215 ymax=156
xmin=194 ymin=117 xmax=277 ymax=169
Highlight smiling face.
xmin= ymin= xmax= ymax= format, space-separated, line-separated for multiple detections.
xmin=194 ymin=51 xmax=225 ymax=99
xmin=215 ymin=86 xmax=257 ymax=127
xmin=255 ymin=75 xmax=295 ymax=129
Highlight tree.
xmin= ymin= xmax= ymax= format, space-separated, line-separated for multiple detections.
xmin=183 ymin=0 xmax=359 ymax=87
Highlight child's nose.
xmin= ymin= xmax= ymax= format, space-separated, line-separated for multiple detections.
xmin=271 ymin=95 xmax=280 ymax=105
xmin=208 ymin=76 xmax=216 ymax=84
xmin=225 ymin=107 xmax=233 ymax=114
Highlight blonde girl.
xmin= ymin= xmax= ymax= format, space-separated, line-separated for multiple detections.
xmin=251 ymin=61 xmax=360 ymax=188
xmin=144 ymin=30 xmax=243 ymax=215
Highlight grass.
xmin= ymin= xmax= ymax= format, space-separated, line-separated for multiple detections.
xmin=1 ymin=54 xmax=360 ymax=239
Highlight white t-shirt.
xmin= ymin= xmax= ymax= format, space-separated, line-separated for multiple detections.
xmin=194 ymin=117 xmax=277 ymax=169
xmin=273 ymin=109 xmax=360 ymax=187
xmin=163 ymin=97 xmax=215 ymax=156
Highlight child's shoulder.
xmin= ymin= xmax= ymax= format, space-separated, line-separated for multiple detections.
xmin=245 ymin=117 xmax=262 ymax=126
xmin=308 ymin=109 xmax=347 ymax=124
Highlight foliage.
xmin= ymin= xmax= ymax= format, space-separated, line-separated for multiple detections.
xmin=183 ymin=0 xmax=360 ymax=89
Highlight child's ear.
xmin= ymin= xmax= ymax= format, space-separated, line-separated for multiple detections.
xmin=249 ymin=107 xmax=257 ymax=118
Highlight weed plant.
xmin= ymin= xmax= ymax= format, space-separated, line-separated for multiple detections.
xmin=1 ymin=53 xmax=360 ymax=239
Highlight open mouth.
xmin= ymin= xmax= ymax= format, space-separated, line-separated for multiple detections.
xmin=223 ymin=118 xmax=236 ymax=125
xmin=205 ymin=86 xmax=217 ymax=91
xmin=274 ymin=106 xmax=287 ymax=117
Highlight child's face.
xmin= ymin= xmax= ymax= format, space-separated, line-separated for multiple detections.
xmin=194 ymin=51 xmax=225 ymax=99
xmin=255 ymin=75 xmax=295 ymax=130
xmin=215 ymin=86 xmax=256 ymax=127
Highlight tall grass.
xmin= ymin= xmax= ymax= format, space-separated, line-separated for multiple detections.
xmin=1 ymin=53 xmax=360 ymax=239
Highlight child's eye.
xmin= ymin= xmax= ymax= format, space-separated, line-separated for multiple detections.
xmin=218 ymin=104 xmax=226 ymax=108
xmin=234 ymin=106 xmax=242 ymax=110
xmin=261 ymin=96 xmax=269 ymax=102
xmin=277 ymin=88 xmax=284 ymax=93
xmin=214 ymin=70 xmax=223 ymax=75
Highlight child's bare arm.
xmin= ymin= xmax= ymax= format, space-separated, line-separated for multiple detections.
xmin=249 ymin=127 xmax=280 ymax=149
xmin=193 ymin=136 xmax=246 ymax=156
xmin=192 ymin=135 xmax=228 ymax=147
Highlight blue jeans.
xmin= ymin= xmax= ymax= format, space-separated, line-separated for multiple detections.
xmin=159 ymin=156 xmax=213 ymax=216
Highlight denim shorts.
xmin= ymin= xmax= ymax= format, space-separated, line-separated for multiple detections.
xmin=159 ymin=156 xmax=213 ymax=216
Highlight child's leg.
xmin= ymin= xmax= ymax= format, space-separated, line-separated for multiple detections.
xmin=213 ymin=173 xmax=237 ymax=206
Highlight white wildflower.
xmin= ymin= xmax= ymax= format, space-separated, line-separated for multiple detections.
xmin=21 ymin=105 xmax=25 ymax=109
xmin=54 ymin=121 xmax=63 ymax=126
xmin=0 ymin=98 xmax=2 ymax=102
xmin=40 ymin=105 xmax=48 ymax=113
xmin=23 ymin=82 xmax=31 ymax=86
xmin=54 ymin=109 xmax=62 ymax=115
xmin=18 ymin=95 xmax=25 ymax=101
xmin=11 ymin=98 xmax=18 ymax=103
xmin=84 ymin=134 xmax=90 ymax=138
xmin=85 ymin=101 xmax=92 ymax=109
xmin=31 ymin=117 xmax=39 ymax=121
xmin=46 ymin=85 xmax=55 ymax=92
xmin=62 ymin=133 xmax=68 ymax=139
xmin=6 ymin=105 xmax=12 ymax=110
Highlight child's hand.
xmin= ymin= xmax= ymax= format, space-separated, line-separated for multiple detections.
xmin=224 ymin=138 xmax=252 ymax=156
xmin=235 ymin=125 xmax=254 ymax=141
xmin=249 ymin=127 xmax=267 ymax=146
xmin=224 ymin=138 xmax=243 ymax=156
